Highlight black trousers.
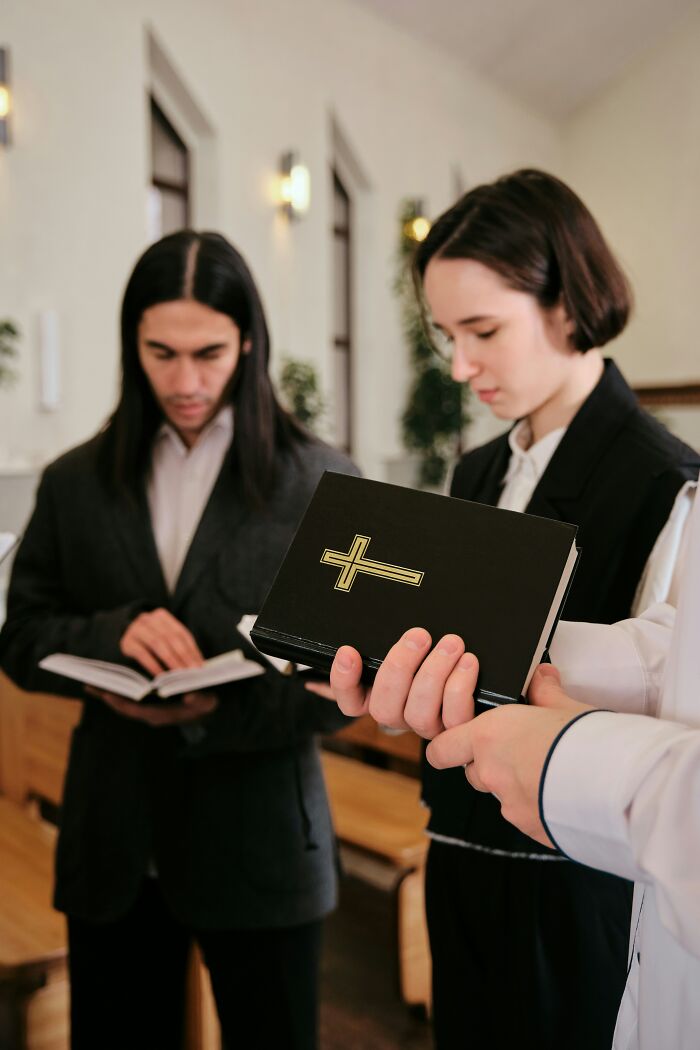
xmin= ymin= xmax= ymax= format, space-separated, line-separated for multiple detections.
xmin=425 ymin=840 xmax=633 ymax=1050
xmin=67 ymin=878 xmax=323 ymax=1050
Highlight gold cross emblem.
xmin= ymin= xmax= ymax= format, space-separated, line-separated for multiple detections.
xmin=320 ymin=535 xmax=424 ymax=593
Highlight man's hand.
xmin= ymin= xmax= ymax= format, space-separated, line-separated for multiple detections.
xmin=323 ymin=628 xmax=477 ymax=738
xmin=87 ymin=687 xmax=218 ymax=728
xmin=426 ymin=665 xmax=592 ymax=846
xmin=303 ymin=679 xmax=334 ymax=699
xmin=120 ymin=609 xmax=204 ymax=676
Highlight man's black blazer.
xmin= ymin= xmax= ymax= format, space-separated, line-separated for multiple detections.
xmin=424 ymin=359 xmax=700 ymax=852
xmin=0 ymin=433 xmax=358 ymax=928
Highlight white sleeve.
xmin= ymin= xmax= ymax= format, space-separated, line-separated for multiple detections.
xmin=632 ymin=481 xmax=697 ymax=615
xmin=542 ymin=709 xmax=700 ymax=957
xmin=549 ymin=603 xmax=675 ymax=716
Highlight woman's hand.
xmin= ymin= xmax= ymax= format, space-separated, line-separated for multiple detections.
xmin=317 ymin=628 xmax=478 ymax=739
xmin=87 ymin=687 xmax=218 ymax=727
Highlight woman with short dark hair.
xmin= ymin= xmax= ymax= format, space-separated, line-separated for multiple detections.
xmin=413 ymin=170 xmax=699 ymax=1049
xmin=320 ymin=170 xmax=699 ymax=1049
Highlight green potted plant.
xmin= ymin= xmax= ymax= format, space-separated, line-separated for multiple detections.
xmin=278 ymin=357 xmax=326 ymax=433
xmin=0 ymin=319 xmax=19 ymax=388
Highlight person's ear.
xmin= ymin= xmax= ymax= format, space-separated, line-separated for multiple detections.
xmin=550 ymin=298 xmax=575 ymax=348
xmin=242 ymin=338 xmax=252 ymax=355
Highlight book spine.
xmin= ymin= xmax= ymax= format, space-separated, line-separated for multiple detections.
xmin=251 ymin=627 xmax=521 ymax=701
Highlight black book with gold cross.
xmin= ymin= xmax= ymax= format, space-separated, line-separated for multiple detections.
xmin=251 ymin=472 xmax=580 ymax=705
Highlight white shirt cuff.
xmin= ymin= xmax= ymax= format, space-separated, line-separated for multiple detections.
xmin=541 ymin=709 xmax=685 ymax=881
xmin=549 ymin=606 xmax=674 ymax=716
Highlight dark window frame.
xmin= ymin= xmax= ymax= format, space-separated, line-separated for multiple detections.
xmin=332 ymin=168 xmax=353 ymax=453
xmin=633 ymin=382 xmax=700 ymax=408
xmin=150 ymin=96 xmax=190 ymax=228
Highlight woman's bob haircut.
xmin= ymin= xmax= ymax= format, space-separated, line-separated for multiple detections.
xmin=414 ymin=168 xmax=632 ymax=352
xmin=100 ymin=230 xmax=308 ymax=507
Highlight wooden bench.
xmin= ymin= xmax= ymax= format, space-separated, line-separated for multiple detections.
xmin=0 ymin=678 xmax=81 ymax=808
xmin=321 ymin=750 xmax=431 ymax=1009
xmin=0 ymin=796 xmax=68 ymax=1050
xmin=0 ymin=677 xmax=81 ymax=1049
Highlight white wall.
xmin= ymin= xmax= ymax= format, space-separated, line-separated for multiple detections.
xmin=0 ymin=1 xmax=147 ymax=468
xmin=561 ymin=8 xmax=700 ymax=449
xmin=0 ymin=0 xmax=560 ymax=484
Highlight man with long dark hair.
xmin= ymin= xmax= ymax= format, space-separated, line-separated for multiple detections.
xmin=0 ymin=231 xmax=358 ymax=1050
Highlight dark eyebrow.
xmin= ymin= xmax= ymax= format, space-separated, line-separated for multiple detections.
xmin=145 ymin=341 xmax=228 ymax=354
xmin=457 ymin=315 xmax=498 ymax=326
xmin=431 ymin=315 xmax=497 ymax=332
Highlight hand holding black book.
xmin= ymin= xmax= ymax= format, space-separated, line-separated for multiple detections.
xmin=251 ymin=473 xmax=579 ymax=705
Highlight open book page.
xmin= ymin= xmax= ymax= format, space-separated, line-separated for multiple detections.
xmin=0 ymin=534 xmax=17 ymax=565
xmin=39 ymin=653 xmax=154 ymax=700
xmin=155 ymin=649 xmax=264 ymax=697
xmin=39 ymin=648 xmax=265 ymax=702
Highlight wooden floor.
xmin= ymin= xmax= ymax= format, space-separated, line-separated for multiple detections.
xmin=320 ymin=874 xmax=433 ymax=1050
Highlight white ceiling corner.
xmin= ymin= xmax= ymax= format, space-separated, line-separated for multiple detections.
xmin=347 ymin=0 xmax=698 ymax=120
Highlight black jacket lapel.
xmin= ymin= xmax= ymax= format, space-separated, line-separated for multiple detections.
xmin=110 ymin=486 xmax=169 ymax=605
xmin=526 ymin=359 xmax=638 ymax=518
xmin=451 ymin=434 xmax=511 ymax=506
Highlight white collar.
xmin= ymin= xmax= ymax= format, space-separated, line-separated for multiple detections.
xmin=504 ymin=419 xmax=567 ymax=484
xmin=154 ymin=404 xmax=234 ymax=457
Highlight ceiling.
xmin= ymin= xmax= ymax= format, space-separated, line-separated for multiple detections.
xmin=348 ymin=0 xmax=697 ymax=119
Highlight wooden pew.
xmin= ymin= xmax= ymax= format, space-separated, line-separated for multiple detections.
xmin=0 ymin=675 xmax=80 ymax=1049
xmin=331 ymin=714 xmax=422 ymax=768
xmin=0 ymin=798 xmax=67 ymax=1050
xmin=321 ymin=750 xmax=431 ymax=1010
xmin=0 ymin=678 xmax=81 ymax=807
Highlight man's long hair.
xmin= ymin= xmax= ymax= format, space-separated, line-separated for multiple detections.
xmin=99 ymin=230 xmax=308 ymax=508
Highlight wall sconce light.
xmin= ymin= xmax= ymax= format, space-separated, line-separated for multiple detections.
xmin=276 ymin=151 xmax=310 ymax=220
xmin=403 ymin=199 xmax=431 ymax=242
xmin=0 ymin=48 xmax=11 ymax=146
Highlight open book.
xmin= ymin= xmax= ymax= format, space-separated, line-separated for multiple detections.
xmin=39 ymin=648 xmax=265 ymax=702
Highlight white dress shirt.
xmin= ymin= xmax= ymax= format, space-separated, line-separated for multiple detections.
xmin=544 ymin=488 xmax=700 ymax=1050
xmin=145 ymin=406 xmax=233 ymax=874
xmin=496 ymin=419 xmax=566 ymax=513
xmin=147 ymin=407 xmax=234 ymax=593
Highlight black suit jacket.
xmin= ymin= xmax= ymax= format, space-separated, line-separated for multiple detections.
xmin=424 ymin=359 xmax=700 ymax=854
xmin=0 ymin=433 xmax=359 ymax=928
